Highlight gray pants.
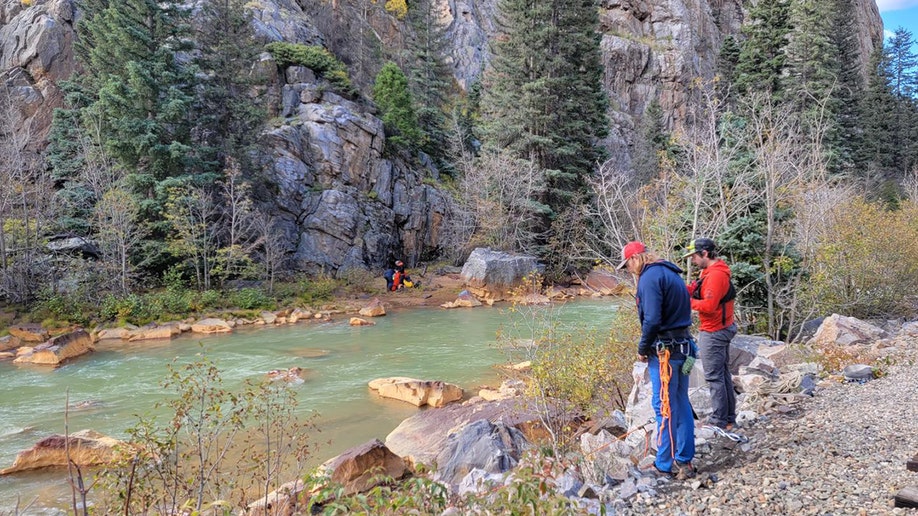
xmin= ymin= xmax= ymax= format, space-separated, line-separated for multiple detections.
xmin=699 ymin=323 xmax=738 ymax=427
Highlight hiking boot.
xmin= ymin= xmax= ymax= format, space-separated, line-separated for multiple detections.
xmin=703 ymin=418 xmax=735 ymax=431
xmin=639 ymin=461 xmax=672 ymax=478
xmin=673 ymin=460 xmax=696 ymax=480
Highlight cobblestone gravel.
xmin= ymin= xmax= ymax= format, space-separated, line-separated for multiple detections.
xmin=622 ymin=345 xmax=918 ymax=515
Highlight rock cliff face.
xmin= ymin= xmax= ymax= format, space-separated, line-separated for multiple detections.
xmin=259 ymin=65 xmax=450 ymax=272
xmin=0 ymin=0 xmax=884 ymax=273
xmin=0 ymin=0 xmax=75 ymax=163
xmin=438 ymin=0 xmax=883 ymax=166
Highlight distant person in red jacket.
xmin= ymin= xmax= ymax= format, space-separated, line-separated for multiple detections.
xmin=384 ymin=260 xmax=414 ymax=291
xmin=682 ymin=238 xmax=738 ymax=431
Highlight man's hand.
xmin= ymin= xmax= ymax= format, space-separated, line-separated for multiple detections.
xmin=638 ymin=355 xmax=648 ymax=362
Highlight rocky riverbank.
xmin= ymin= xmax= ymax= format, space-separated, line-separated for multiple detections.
xmin=623 ymin=340 xmax=918 ymax=515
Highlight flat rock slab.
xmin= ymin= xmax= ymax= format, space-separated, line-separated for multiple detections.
xmin=13 ymin=329 xmax=93 ymax=366
xmin=0 ymin=429 xmax=124 ymax=475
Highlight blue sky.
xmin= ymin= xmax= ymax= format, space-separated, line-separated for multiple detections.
xmin=878 ymin=0 xmax=918 ymax=41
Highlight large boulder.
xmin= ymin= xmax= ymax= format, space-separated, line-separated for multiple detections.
xmin=385 ymin=398 xmax=542 ymax=467
xmin=0 ymin=429 xmax=123 ymax=475
xmin=433 ymin=420 xmax=528 ymax=490
xmin=13 ymin=329 xmax=93 ymax=366
xmin=729 ymin=335 xmax=788 ymax=375
xmin=807 ymin=314 xmax=888 ymax=348
xmin=368 ymin=377 xmax=463 ymax=408
xmin=358 ymin=298 xmax=386 ymax=317
xmin=460 ymin=248 xmax=542 ymax=295
xmin=320 ymin=439 xmax=407 ymax=495
xmin=582 ymin=270 xmax=625 ymax=296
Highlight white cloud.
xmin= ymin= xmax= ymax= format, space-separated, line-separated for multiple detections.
xmin=876 ymin=0 xmax=918 ymax=12
xmin=885 ymin=29 xmax=896 ymax=39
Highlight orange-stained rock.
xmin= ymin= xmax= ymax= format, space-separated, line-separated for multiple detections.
xmin=358 ymin=298 xmax=386 ymax=317
xmin=369 ymin=377 xmax=463 ymax=408
xmin=190 ymin=318 xmax=233 ymax=334
xmin=8 ymin=324 xmax=49 ymax=343
xmin=321 ymin=439 xmax=407 ymax=495
xmin=12 ymin=329 xmax=93 ymax=366
xmin=349 ymin=317 xmax=374 ymax=326
xmin=0 ymin=429 xmax=124 ymax=475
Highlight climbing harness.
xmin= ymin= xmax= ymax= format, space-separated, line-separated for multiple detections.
xmin=704 ymin=424 xmax=749 ymax=443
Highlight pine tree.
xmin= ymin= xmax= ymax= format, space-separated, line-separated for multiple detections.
xmin=404 ymin=0 xmax=452 ymax=161
xmin=782 ymin=0 xmax=840 ymax=169
xmin=830 ymin=0 xmax=868 ymax=173
xmin=194 ymin=0 xmax=267 ymax=170
xmin=886 ymin=28 xmax=918 ymax=173
xmin=734 ymin=0 xmax=792 ymax=98
xmin=717 ymin=35 xmax=741 ymax=101
xmin=76 ymin=0 xmax=198 ymax=183
xmin=479 ymin=0 xmax=608 ymax=258
xmin=859 ymin=45 xmax=898 ymax=173
xmin=631 ymin=100 xmax=671 ymax=185
xmin=374 ymin=61 xmax=424 ymax=148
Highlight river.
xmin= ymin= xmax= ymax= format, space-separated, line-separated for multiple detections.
xmin=0 ymin=298 xmax=622 ymax=512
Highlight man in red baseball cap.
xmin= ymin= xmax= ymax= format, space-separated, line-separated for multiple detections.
xmin=619 ymin=240 xmax=696 ymax=479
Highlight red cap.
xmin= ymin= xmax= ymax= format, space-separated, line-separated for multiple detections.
xmin=617 ymin=241 xmax=646 ymax=269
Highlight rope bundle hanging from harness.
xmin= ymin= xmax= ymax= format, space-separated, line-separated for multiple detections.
xmin=656 ymin=347 xmax=674 ymax=452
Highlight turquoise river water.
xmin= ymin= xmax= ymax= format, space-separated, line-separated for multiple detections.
xmin=0 ymin=299 xmax=622 ymax=512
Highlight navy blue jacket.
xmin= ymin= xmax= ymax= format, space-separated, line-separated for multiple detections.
xmin=636 ymin=260 xmax=692 ymax=356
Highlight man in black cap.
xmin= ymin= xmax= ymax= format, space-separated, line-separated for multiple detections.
xmin=682 ymin=237 xmax=738 ymax=431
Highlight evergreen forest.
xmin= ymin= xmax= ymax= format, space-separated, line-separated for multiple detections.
xmin=1 ymin=0 xmax=918 ymax=341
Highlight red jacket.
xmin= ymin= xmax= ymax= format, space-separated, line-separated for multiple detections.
xmin=688 ymin=260 xmax=734 ymax=332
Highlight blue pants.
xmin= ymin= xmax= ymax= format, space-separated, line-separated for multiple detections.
xmin=648 ymin=354 xmax=695 ymax=472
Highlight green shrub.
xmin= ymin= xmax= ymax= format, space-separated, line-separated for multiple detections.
xmin=35 ymin=290 xmax=91 ymax=326
xmin=150 ymin=289 xmax=193 ymax=315
xmin=264 ymin=42 xmax=353 ymax=93
xmin=298 ymin=276 xmax=338 ymax=306
xmin=230 ymin=287 xmax=274 ymax=310
xmin=99 ymin=293 xmax=156 ymax=325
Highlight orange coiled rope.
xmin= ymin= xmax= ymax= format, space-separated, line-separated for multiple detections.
xmin=656 ymin=348 xmax=675 ymax=456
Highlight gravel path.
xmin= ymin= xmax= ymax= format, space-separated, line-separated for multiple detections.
xmin=623 ymin=345 xmax=918 ymax=515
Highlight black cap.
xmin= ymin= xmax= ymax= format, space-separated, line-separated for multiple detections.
xmin=680 ymin=238 xmax=716 ymax=258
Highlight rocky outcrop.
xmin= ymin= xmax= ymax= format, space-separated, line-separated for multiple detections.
xmin=262 ymin=81 xmax=450 ymax=274
xmin=12 ymin=329 xmax=93 ymax=366
xmin=0 ymin=0 xmax=76 ymax=163
xmin=2 ymin=0 xmax=884 ymax=275
xmin=385 ymin=398 xmax=542 ymax=467
xmin=433 ymin=420 xmax=528 ymax=489
xmin=0 ymin=429 xmax=123 ymax=475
